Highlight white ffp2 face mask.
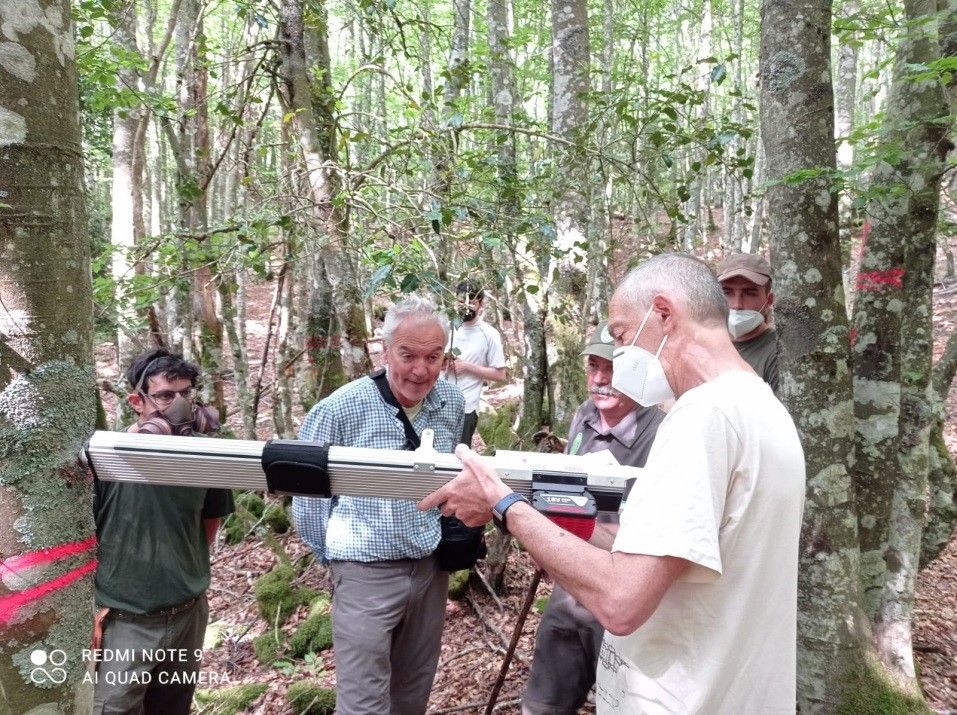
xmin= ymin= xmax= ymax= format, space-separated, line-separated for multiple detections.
xmin=611 ymin=306 xmax=675 ymax=407
xmin=727 ymin=304 xmax=767 ymax=339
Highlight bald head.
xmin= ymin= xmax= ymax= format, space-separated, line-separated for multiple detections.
xmin=613 ymin=253 xmax=728 ymax=328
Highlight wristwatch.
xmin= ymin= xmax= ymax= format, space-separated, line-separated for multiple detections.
xmin=492 ymin=492 xmax=530 ymax=535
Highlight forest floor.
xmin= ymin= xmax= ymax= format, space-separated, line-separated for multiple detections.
xmin=95 ymin=277 xmax=957 ymax=714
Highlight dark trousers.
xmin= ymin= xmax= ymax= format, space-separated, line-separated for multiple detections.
xmin=92 ymin=594 xmax=208 ymax=715
xmin=461 ymin=411 xmax=479 ymax=447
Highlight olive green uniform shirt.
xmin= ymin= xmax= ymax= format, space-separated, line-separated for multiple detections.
xmin=735 ymin=327 xmax=779 ymax=393
xmin=93 ymin=429 xmax=234 ymax=614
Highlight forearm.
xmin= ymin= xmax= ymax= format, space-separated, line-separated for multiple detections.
xmin=508 ymin=503 xmax=686 ymax=635
xmin=456 ymin=362 xmax=506 ymax=383
xmin=589 ymin=521 xmax=618 ymax=550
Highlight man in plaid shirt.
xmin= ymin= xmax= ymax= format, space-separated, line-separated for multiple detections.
xmin=293 ymin=295 xmax=464 ymax=714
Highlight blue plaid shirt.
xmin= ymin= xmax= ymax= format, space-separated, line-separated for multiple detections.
xmin=292 ymin=373 xmax=464 ymax=562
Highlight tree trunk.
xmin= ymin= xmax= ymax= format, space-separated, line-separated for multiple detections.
xmin=835 ymin=0 xmax=858 ymax=240
xmin=921 ymin=323 xmax=957 ymax=566
xmin=0 ymin=0 xmax=96 ymax=709
xmin=110 ymin=0 xmax=146 ymax=371
xmin=852 ymin=0 xmax=950 ymax=692
xmin=488 ymin=0 xmax=548 ymax=439
xmin=278 ymin=0 xmax=370 ymax=381
xmin=549 ymin=0 xmax=590 ymax=428
xmin=759 ymin=0 xmax=872 ymax=709
xmin=682 ymin=0 xmax=713 ymax=251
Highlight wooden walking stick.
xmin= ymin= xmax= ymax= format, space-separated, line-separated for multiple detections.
xmin=483 ymin=568 xmax=543 ymax=715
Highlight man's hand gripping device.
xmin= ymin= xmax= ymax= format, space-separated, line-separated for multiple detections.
xmin=84 ymin=430 xmax=636 ymax=538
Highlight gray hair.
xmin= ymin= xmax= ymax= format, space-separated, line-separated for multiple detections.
xmin=383 ymin=294 xmax=451 ymax=344
xmin=615 ymin=253 xmax=728 ymax=327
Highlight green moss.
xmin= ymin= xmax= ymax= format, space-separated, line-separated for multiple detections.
xmin=252 ymin=630 xmax=283 ymax=665
xmin=236 ymin=491 xmax=266 ymax=518
xmin=254 ymin=565 xmax=315 ymax=625
xmin=836 ymin=659 xmax=932 ymax=715
xmin=263 ymin=503 xmax=290 ymax=534
xmin=477 ymin=399 xmax=520 ymax=451
xmin=194 ymin=682 xmax=268 ymax=714
xmin=447 ymin=569 xmax=471 ymax=600
xmin=289 ymin=609 xmax=333 ymax=658
xmin=287 ymin=680 xmax=336 ymax=715
xmin=222 ymin=491 xmax=266 ymax=544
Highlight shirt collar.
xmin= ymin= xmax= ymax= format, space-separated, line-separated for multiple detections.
xmin=580 ymin=399 xmax=642 ymax=448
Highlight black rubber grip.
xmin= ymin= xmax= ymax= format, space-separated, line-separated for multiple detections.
xmin=262 ymin=440 xmax=331 ymax=497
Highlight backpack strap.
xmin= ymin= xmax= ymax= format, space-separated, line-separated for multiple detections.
xmin=369 ymin=368 xmax=420 ymax=450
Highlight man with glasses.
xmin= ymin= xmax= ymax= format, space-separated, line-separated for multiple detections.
xmin=92 ymin=348 xmax=234 ymax=714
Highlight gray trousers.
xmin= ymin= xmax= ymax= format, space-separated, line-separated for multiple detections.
xmin=330 ymin=555 xmax=448 ymax=715
xmin=92 ymin=594 xmax=208 ymax=715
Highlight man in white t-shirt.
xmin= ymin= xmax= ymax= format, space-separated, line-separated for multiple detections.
xmin=443 ymin=282 xmax=507 ymax=446
xmin=421 ymin=253 xmax=806 ymax=713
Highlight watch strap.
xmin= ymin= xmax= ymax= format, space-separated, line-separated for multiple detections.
xmin=492 ymin=492 xmax=529 ymax=534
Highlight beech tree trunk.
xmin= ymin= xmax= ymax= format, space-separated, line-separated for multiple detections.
xmin=549 ymin=0 xmax=590 ymax=428
xmin=759 ymin=1 xmax=872 ymax=709
xmin=278 ymin=0 xmax=370 ymax=382
xmin=0 ymin=0 xmax=96 ymax=709
xmin=852 ymin=0 xmax=951 ymax=693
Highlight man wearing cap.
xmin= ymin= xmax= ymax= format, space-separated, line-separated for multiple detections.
xmin=716 ymin=252 xmax=778 ymax=392
xmin=443 ymin=281 xmax=507 ymax=446
xmin=521 ymin=323 xmax=664 ymax=715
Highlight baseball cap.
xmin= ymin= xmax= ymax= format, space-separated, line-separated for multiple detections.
xmin=582 ymin=322 xmax=615 ymax=361
xmin=717 ymin=253 xmax=772 ymax=286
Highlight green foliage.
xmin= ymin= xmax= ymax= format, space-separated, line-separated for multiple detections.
xmin=287 ymin=681 xmax=337 ymax=715
xmin=222 ymin=491 xmax=266 ymax=544
xmin=533 ymin=595 xmax=550 ymax=615
xmin=477 ymin=400 xmax=520 ymax=451
xmin=194 ymin=683 xmax=268 ymax=715
xmin=253 ymin=564 xmax=317 ymax=626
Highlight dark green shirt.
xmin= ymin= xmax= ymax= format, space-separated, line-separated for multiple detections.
xmin=735 ymin=327 xmax=779 ymax=393
xmin=94 ymin=436 xmax=234 ymax=614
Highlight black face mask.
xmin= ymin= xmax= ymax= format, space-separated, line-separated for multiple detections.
xmin=458 ymin=306 xmax=477 ymax=322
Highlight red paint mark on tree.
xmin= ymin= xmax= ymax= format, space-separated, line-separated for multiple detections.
xmin=856 ymin=268 xmax=905 ymax=292
xmin=1 ymin=535 xmax=97 ymax=575
xmin=0 ymin=559 xmax=97 ymax=624
xmin=850 ymin=326 xmax=858 ymax=347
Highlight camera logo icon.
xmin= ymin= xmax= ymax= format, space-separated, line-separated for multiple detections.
xmin=29 ymin=649 xmax=68 ymax=685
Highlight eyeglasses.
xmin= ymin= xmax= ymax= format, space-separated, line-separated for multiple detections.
xmin=142 ymin=388 xmax=195 ymax=406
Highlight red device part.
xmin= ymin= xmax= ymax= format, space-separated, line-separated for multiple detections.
xmin=545 ymin=513 xmax=596 ymax=540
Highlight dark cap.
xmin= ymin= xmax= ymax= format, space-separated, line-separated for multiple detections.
xmin=717 ymin=253 xmax=772 ymax=286
xmin=581 ymin=322 xmax=615 ymax=361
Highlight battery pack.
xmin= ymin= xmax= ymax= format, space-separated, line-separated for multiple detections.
xmin=533 ymin=490 xmax=597 ymax=541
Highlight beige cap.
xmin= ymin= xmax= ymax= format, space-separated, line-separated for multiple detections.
xmin=717 ymin=253 xmax=773 ymax=286
xmin=582 ymin=322 xmax=615 ymax=361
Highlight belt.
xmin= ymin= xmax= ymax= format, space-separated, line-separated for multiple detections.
xmin=109 ymin=595 xmax=200 ymax=620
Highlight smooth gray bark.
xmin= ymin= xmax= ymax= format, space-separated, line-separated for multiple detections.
xmin=760 ymin=1 xmax=872 ymax=709
xmin=0 ymin=0 xmax=96 ymax=709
